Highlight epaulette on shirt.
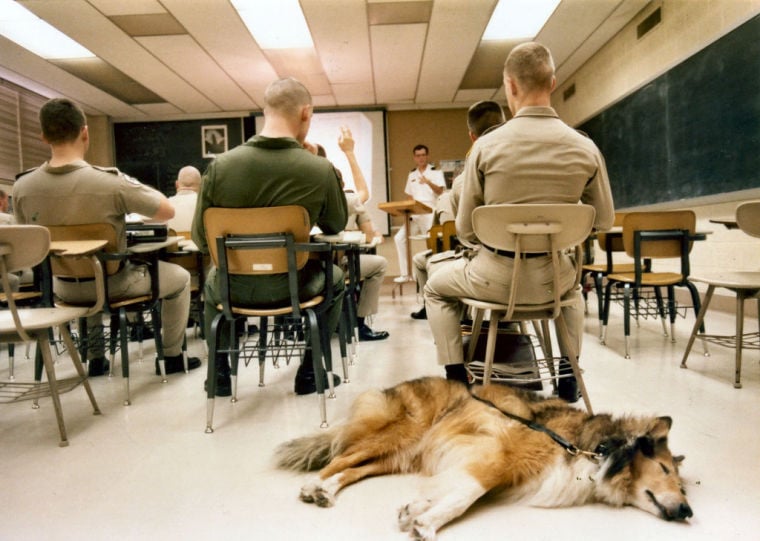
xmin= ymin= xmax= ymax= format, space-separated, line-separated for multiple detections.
xmin=15 ymin=167 xmax=38 ymax=180
xmin=91 ymin=165 xmax=120 ymax=175
xmin=92 ymin=164 xmax=142 ymax=185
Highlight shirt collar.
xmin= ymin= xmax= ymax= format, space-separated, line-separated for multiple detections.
xmin=513 ymin=106 xmax=559 ymax=119
xmin=248 ymin=135 xmax=303 ymax=150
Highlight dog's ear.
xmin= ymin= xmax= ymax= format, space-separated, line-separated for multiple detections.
xmin=650 ymin=416 xmax=672 ymax=440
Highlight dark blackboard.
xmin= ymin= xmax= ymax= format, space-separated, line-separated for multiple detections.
xmin=579 ymin=13 xmax=760 ymax=208
xmin=113 ymin=117 xmax=247 ymax=195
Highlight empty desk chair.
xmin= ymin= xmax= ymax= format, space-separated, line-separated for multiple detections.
xmin=580 ymin=212 xmax=635 ymax=338
xmin=681 ymin=201 xmax=760 ymax=387
xmin=601 ymin=210 xmax=703 ymax=359
xmin=0 ymin=225 xmax=104 ymax=446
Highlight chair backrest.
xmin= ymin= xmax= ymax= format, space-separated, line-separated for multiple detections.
xmin=596 ymin=212 xmax=627 ymax=253
xmin=621 ymin=211 xmax=696 ymax=259
xmin=472 ymin=204 xmax=595 ymax=318
xmin=441 ymin=220 xmax=457 ymax=252
xmin=0 ymin=225 xmax=50 ymax=274
xmin=736 ymin=201 xmax=760 ymax=238
xmin=473 ymin=204 xmax=595 ymax=255
xmin=46 ymin=223 xmax=120 ymax=277
xmin=203 ymin=206 xmax=311 ymax=275
xmin=426 ymin=224 xmax=443 ymax=252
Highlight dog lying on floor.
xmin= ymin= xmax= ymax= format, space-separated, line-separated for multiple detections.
xmin=277 ymin=377 xmax=693 ymax=540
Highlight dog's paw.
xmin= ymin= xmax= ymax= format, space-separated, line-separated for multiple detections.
xmin=398 ymin=500 xmax=432 ymax=532
xmin=299 ymin=481 xmax=319 ymax=503
xmin=313 ymin=486 xmax=335 ymax=508
xmin=299 ymin=481 xmax=335 ymax=507
xmin=411 ymin=520 xmax=437 ymax=541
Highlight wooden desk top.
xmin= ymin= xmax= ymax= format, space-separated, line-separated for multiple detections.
xmin=49 ymin=239 xmax=108 ymax=257
xmin=378 ymin=200 xmax=432 ymax=216
xmin=709 ymin=218 xmax=739 ymax=229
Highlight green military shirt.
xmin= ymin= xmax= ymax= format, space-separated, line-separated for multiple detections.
xmin=192 ymin=135 xmax=348 ymax=252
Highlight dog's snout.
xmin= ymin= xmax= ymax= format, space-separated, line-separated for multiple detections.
xmin=676 ymin=502 xmax=693 ymax=520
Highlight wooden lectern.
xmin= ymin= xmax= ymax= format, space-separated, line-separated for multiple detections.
xmin=378 ymin=199 xmax=432 ymax=297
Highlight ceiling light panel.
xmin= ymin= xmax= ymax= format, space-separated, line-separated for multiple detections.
xmin=483 ymin=0 xmax=561 ymax=40
xmin=232 ymin=0 xmax=314 ymax=49
xmin=0 ymin=0 xmax=94 ymax=59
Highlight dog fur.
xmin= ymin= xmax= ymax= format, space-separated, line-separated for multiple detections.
xmin=276 ymin=377 xmax=692 ymax=540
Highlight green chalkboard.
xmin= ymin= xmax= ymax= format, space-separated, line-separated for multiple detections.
xmin=114 ymin=117 xmax=248 ymax=195
xmin=579 ymin=13 xmax=760 ymax=208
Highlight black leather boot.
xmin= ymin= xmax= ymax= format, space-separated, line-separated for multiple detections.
xmin=557 ymin=357 xmax=581 ymax=403
xmin=444 ymin=363 xmax=470 ymax=385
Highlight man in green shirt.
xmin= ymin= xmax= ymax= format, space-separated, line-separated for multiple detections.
xmin=193 ymin=77 xmax=348 ymax=397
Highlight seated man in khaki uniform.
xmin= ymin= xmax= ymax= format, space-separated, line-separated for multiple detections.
xmin=424 ymin=43 xmax=615 ymax=401
xmin=410 ymin=100 xmax=506 ymax=320
xmin=13 ymin=98 xmax=201 ymax=377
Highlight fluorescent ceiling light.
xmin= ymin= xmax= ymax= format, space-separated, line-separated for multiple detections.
xmin=232 ymin=0 xmax=314 ymax=49
xmin=483 ymin=0 xmax=561 ymax=40
xmin=0 ymin=0 xmax=94 ymax=59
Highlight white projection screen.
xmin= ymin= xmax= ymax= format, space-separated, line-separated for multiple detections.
xmin=255 ymin=110 xmax=390 ymax=235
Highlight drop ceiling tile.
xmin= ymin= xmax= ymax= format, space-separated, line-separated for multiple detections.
xmin=417 ymin=0 xmax=496 ymax=103
xmin=371 ymin=23 xmax=427 ymax=103
xmin=160 ymin=0 xmax=275 ymax=108
xmin=87 ymin=0 xmax=166 ymax=16
xmin=109 ymin=13 xmax=186 ymax=36
xmin=137 ymin=34 xmax=257 ymax=111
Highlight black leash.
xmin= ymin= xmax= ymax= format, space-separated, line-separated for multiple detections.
xmin=468 ymin=392 xmax=605 ymax=463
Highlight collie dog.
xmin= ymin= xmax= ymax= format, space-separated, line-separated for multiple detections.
xmin=277 ymin=377 xmax=692 ymax=540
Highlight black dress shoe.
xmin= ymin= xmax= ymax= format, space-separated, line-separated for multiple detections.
xmin=204 ymin=374 xmax=232 ymax=397
xmin=155 ymin=354 xmax=202 ymax=375
xmin=410 ymin=307 xmax=427 ymax=320
xmin=358 ymin=324 xmax=389 ymax=341
xmin=87 ymin=357 xmax=110 ymax=377
xmin=294 ymin=362 xmax=341 ymax=395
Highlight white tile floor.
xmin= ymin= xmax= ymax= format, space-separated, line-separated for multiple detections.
xmin=2 ymin=287 xmax=759 ymax=541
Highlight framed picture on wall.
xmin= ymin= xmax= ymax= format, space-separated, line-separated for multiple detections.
xmin=202 ymin=125 xmax=228 ymax=157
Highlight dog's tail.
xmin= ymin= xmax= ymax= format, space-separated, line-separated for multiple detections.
xmin=275 ymin=431 xmax=337 ymax=472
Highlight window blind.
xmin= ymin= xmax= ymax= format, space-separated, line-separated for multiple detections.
xmin=0 ymin=80 xmax=48 ymax=183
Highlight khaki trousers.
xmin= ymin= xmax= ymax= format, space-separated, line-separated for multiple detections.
xmin=424 ymin=248 xmax=583 ymax=366
xmin=56 ymin=261 xmax=191 ymax=358
xmin=357 ymin=253 xmax=386 ymax=317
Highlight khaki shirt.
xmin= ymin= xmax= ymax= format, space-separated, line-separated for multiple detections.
xmin=457 ymin=106 xmax=615 ymax=245
xmin=344 ymin=192 xmax=372 ymax=231
xmin=13 ymin=160 xmax=163 ymax=252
